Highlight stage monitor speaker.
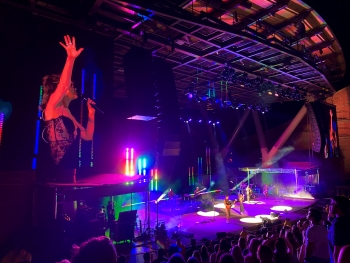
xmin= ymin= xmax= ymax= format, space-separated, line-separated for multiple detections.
xmin=216 ymin=232 xmax=226 ymax=239
xmin=118 ymin=210 xmax=137 ymax=223
xmin=116 ymin=210 xmax=137 ymax=242
xmin=306 ymin=103 xmax=322 ymax=153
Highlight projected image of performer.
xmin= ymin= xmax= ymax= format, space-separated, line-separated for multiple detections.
xmin=39 ymin=35 xmax=96 ymax=182
xmin=224 ymin=195 xmax=234 ymax=223
xmin=246 ymin=185 xmax=252 ymax=203
xmin=238 ymin=192 xmax=244 ymax=215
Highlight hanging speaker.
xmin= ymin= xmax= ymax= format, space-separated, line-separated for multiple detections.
xmin=306 ymin=103 xmax=322 ymax=153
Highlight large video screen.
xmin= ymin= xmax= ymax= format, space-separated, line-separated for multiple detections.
xmin=311 ymin=102 xmax=339 ymax=158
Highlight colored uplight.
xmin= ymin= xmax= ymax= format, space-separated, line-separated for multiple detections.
xmin=197 ymin=211 xmax=219 ymax=217
xmin=271 ymin=206 xmax=292 ymax=212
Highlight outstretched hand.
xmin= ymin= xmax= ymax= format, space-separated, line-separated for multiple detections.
xmin=59 ymin=35 xmax=84 ymax=59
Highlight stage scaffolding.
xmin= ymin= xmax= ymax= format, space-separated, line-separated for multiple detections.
xmin=239 ymin=167 xmax=314 ymax=192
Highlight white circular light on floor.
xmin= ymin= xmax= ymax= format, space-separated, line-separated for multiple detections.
xmin=214 ymin=203 xmax=235 ymax=209
xmin=270 ymin=206 xmax=292 ymax=211
xmin=243 ymin=201 xmax=265 ymax=205
xmin=240 ymin=217 xmax=262 ymax=223
xmin=197 ymin=211 xmax=219 ymax=217
xmin=255 ymin=214 xmax=278 ymax=220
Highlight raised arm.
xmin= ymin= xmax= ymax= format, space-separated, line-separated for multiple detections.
xmin=47 ymin=35 xmax=84 ymax=109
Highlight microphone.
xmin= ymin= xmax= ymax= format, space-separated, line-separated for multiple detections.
xmin=80 ymin=95 xmax=104 ymax=114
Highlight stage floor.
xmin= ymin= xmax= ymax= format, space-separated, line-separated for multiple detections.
xmin=135 ymin=194 xmax=316 ymax=243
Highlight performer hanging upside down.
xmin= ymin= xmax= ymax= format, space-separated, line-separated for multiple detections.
xmin=246 ymin=185 xmax=252 ymax=202
xmin=224 ymin=195 xmax=235 ymax=223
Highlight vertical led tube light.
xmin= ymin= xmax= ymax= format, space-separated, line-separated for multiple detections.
xmin=90 ymin=73 xmax=96 ymax=167
xmin=142 ymin=158 xmax=146 ymax=175
xmin=150 ymin=169 xmax=154 ymax=191
xmin=191 ymin=167 xmax=194 ymax=186
xmin=79 ymin=69 xmax=86 ymax=168
xmin=32 ymin=85 xmax=43 ymax=169
xmin=155 ymin=169 xmax=158 ymax=191
xmin=130 ymin=148 xmax=134 ymax=176
xmin=125 ymin=148 xmax=129 ymax=175
xmin=138 ymin=159 xmax=142 ymax=175
xmin=188 ymin=167 xmax=191 ymax=186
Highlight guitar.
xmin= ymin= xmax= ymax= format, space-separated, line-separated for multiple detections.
xmin=224 ymin=199 xmax=237 ymax=210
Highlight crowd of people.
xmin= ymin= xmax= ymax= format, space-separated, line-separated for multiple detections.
xmin=2 ymin=195 xmax=350 ymax=263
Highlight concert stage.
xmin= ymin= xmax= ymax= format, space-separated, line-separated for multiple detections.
xmin=138 ymin=194 xmax=316 ymax=243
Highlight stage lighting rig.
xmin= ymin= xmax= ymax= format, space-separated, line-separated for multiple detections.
xmin=185 ymin=82 xmax=198 ymax=99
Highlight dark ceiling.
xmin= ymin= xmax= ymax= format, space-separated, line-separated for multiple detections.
xmin=0 ymin=0 xmax=346 ymax=109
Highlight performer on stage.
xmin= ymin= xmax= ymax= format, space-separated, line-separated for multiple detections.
xmin=246 ymin=185 xmax=252 ymax=203
xmin=194 ymin=187 xmax=200 ymax=197
xmin=168 ymin=188 xmax=175 ymax=199
xmin=168 ymin=188 xmax=176 ymax=212
xmin=106 ymin=201 xmax=115 ymax=229
xmin=238 ymin=192 xmax=244 ymax=215
xmin=224 ymin=195 xmax=233 ymax=223
xmin=39 ymin=35 xmax=96 ymax=182
xmin=263 ymin=184 xmax=268 ymax=199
